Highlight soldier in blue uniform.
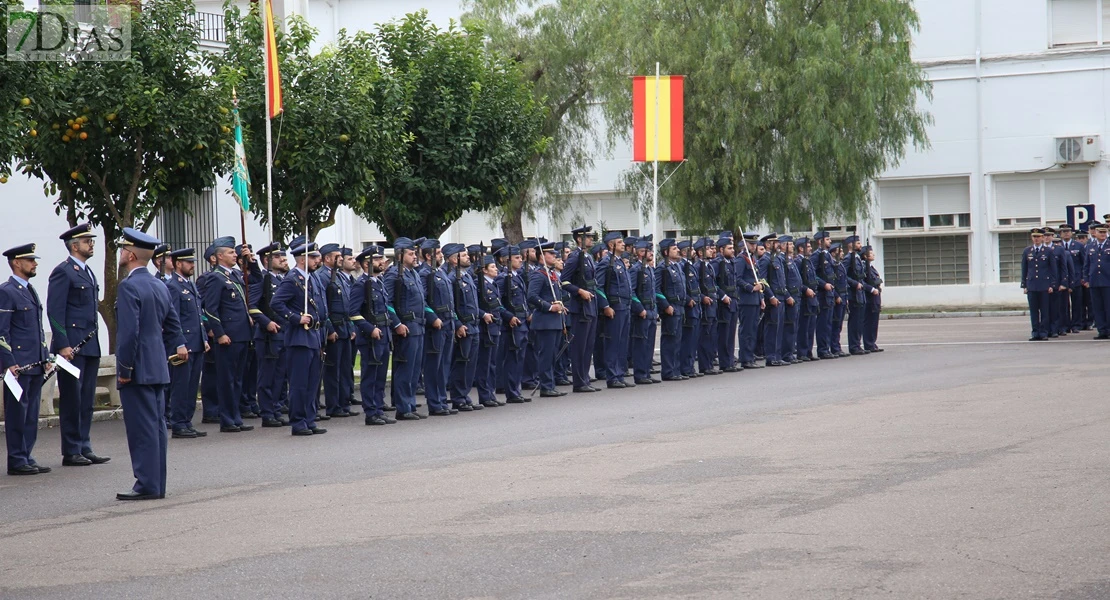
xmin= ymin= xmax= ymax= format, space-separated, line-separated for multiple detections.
xmin=232 ymin=244 xmax=262 ymax=419
xmin=316 ymin=243 xmax=358 ymax=418
xmin=197 ymin=245 xmax=221 ymax=423
xmin=248 ymin=242 xmax=290 ymax=427
xmin=830 ymin=243 xmax=849 ymax=357
xmin=422 ymin=241 xmax=459 ymax=416
xmin=445 ymin=243 xmax=483 ymax=411
xmin=1042 ymin=228 xmax=1071 ymax=338
xmin=47 ymin=223 xmax=110 ymax=466
xmin=350 ymin=245 xmax=396 ymax=426
xmin=780 ymin=236 xmax=802 ymax=364
xmin=795 ymin=237 xmax=819 ymax=361
xmin=1082 ymin=223 xmax=1110 ymax=338
xmin=694 ymin=239 xmax=720 ymax=375
xmin=1023 ymin=228 xmax=1059 ymax=341
xmin=475 ymin=255 xmax=506 ymax=408
xmin=735 ymin=234 xmax=765 ymax=369
xmin=629 ymin=239 xmax=659 ymax=384
xmin=528 ymin=242 xmax=568 ymax=397
xmin=862 ymin=245 xmax=884 ymax=352
xmin=340 ymin=247 xmax=360 ymax=410
xmin=844 ymin=235 xmax=868 ymax=355
xmin=1059 ymin=225 xmax=1085 ymax=333
xmin=270 ymin=242 xmax=328 ymax=435
xmin=713 ymin=236 xmax=739 ymax=372
xmin=114 ymin=228 xmax=187 ymax=499
xmin=384 ymin=238 xmax=429 ymax=420
xmin=678 ymin=240 xmax=703 ymax=378
xmin=199 ymin=237 xmax=255 ymax=433
xmin=589 ymin=242 xmax=608 ymax=383
xmin=497 ymin=246 xmax=530 ymax=403
xmin=560 ymin=226 xmax=599 ymax=393
xmin=812 ymin=232 xmax=838 ymax=359
xmin=165 ymin=249 xmax=210 ymax=438
xmin=1074 ymin=228 xmax=1093 ymax=330
xmin=757 ymin=234 xmax=787 ymax=366
xmin=655 ymin=238 xmax=687 ymax=380
xmin=2 ymin=244 xmax=53 ymax=476
xmin=518 ymin=240 xmax=541 ymax=391
xmin=596 ymin=232 xmax=634 ymax=388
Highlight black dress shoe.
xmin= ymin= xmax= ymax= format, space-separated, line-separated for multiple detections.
xmin=30 ymin=464 xmax=51 ymax=473
xmin=480 ymin=400 xmax=499 ymax=408
xmin=850 ymin=350 xmax=866 ymax=356
xmin=280 ymin=407 xmax=290 ymax=414
xmin=607 ymin=381 xmax=627 ymax=389
xmin=116 ymin=491 xmax=162 ymax=501
xmin=366 ymin=415 xmax=389 ymax=425
xmin=634 ymin=379 xmax=654 ymax=385
xmin=766 ymin=360 xmax=784 ymax=367
xmin=310 ymin=427 xmax=327 ymax=434
xmin=201 ymin=417 xmax=220 ymax=424
xmin=63 ymin=454 xmax=93 ymax=466
xmin=220 ymin=426 xmax=241 ymax=433
xmin=188 ymin=428 xmax=208 ymax=437
xmin=347 ymin=409 xmax=361 ymax=416
xmin=263 ymin=418 xmax=286 ymax=427
xmin=573 ymin=386 xmax=598 ymax=393
xmin=397 ymin=412 xmax=422 ymax=421
xmin=330 ymin=411 xmax=352 ymax=418
xmin=383 ymin=405 xmax=397 ymax=412
xmin=238 ymin=425 xmax=254 ymax=432
xmin=9 ymin=464 xmax=38 ymax=475
xmin=455 ymin=404 xmax=474 ymax=412
xmin=521 ymin=383 xmax=538 ymax=390
xmin=241 ymin=411 xmax=260 ymax=419
xmin=722 ymin=366 xmax=740 ymax=373
xmin=818 ymin=354 xmax=836 ymax=359
xmin=415 ymin=387 xmax=426 ymax=395
xmin=837 ymin=352 xmax=850 ymax=357
xmin=506 ymin=396 xmax=526 ymax=403
xmin=429 ymin=409 xmax=452 ymax=416
xmin=690 ymin=372 xmax=704 ymax=378
xmin=743 ymin=362 xmax=764 ymax=369
xmin=1048 ymin=334 xmax=1059 ymax=339
xmin=292 ymin=428 xmax=314 ymax=436
xmin=799 ymin=356 xmax=812 ymax=362
xmin=171 ymin=429 xmax=198 ymax=439
xmin=540 ymin=389 xmax=566 ymax=397
xmin=703 ymin=369 xmax=721 ymax=375
xmin=555 ymin=379 xmax=573 ymax=386
xmin=662 ymin=376 xmax=684 ymax=381
xmin=650 ymin=378 xmax=662 ymax=383
xmin=316 ymin=414 xmax=332 ymax=421
xmin=623 ymin=380 xmax=636 ymax=387
xmin=868 ymin=348 xmax=884 ymax=353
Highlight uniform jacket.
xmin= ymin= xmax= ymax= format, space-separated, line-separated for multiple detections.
xmin=1061 ymin=239 xmax=1085 ymax=286
xmin=270 ymin=268 xmax=328 ymax=349
xmin=448 ymin=266 xmax=480 ymax=333
xmin=714 ymin=256 xmax=739 ymax=316
xmin=696 ymin=259 xmax=719 ymax=322
xmin=528 ymin=267 xmax=565 ymax=330
xmin=1022 ymin=245 xmax=1059 ymax=292
xmin=349 ymin=273 xmax=391 ymax=348
xmin=383 ymin=265 xmax=431 ymax=336
xmin=596 ymin=255 xmax=633 ymax=311
xmin=681 ymin=258 xmax=702 ymax=320
xmin=655 ymin=260 xmax=687 ymax=317
xmin=248 ymin=270 xmax=284 ymax=348
xmin=165 ymin=273 xmax=206 ymax=353
xmin=813 ymin=249 xmax=837 ymax=308
xmin=560 ymin=249 xmax=597 ymax=317
xmin=115 ymin=268 xmax=184 ymax=385
xmin=0 ymin=277 xmax=49 ymax=375
xmin=846 ymin=251 xmax=867 ymax=304
xmin=734 ymin=253 xmax=763 ymax=306
xmin=797 ymin=255 xmax=820 ymax=314
xmin=1084 ymin=239 xmax=1110 ymax=287
xmin=629 ymin=261 xmax=658 ymax=320
xmin=200 ymin=265 xmax=253 ymax=342
xmin=47 ymin=257 xmax=101 ymax=357
xmin=316 ymin=265 xmax=353 ymax=338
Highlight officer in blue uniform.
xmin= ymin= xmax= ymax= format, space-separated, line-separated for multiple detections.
xmin=497 ymin=246 xmax=530 ymax=403
xmin=115 ymin=228 xmax=187 ymax=499
xmin=1045 ymin=228 xmax=1072 ymax=338
xmin=830 ymin=243 xmax=849 ymax=357
xmin=596 ymin=232 xmax=634 ymax=388
xmin=385 ymin=238 xmax=430 ymax=420
xmin=200 ymin=237 xmax=255 ymax=433
xmin=270 ymin=242 xmax=328 ymax=435
xmin=316 ymin=243 xmax=358 ymax=418
xmin=844 ymin=235 xmax=868 ymax=355
xmin=795 ymin=237 xmax=819 ymax=361
xmin=475 ymin=254 xmax=506 ymax=408
xmin=422 ymin=240 xmax=459 ymax=416
xmin=1059 ymin=225 xmax=1085 ymax=333
xmin=862 ymin=245 xmax=884 ymax=352
xmin=517 ymin=240 xmax=540 ymax=391
xmin=350 ymin=245 xmax=396 ymax=426
xmin=2 ymin=244 xmax=53 ymax=476
xmin=780 ymin=236 xmax=802 ymax=364
xmin=694 ymin=239 xmax=720 ymax=375
xmin=812 ymin=232 xmax=837 ymax=359
xmin=629 ymin=239 xmax=659 ymax=384
xmin=1023 ymin=228 xmax=1059 ymax=341
xmin=655 ymin=238 xmax=687 ymax=380
xmin=47 ymin=223 xmax=110 ymax=466
xmin=735 ymin=234 xmax=764 ymax=369
xmin=165 ymin=249 xmax=210 ymax=438
xmin=197 ymin=245 xmax=221 ymax=423
xmin=713 ymin=236 xmax=739 ymax=372
xmin=445 ymin=243 xmax=483 ymax=411
xmin=561 ymin=226 xmax=600 ymax=393
xmin=528 ymin=242 xmax=568 ymax=397
xmin=757 ymin=234 xmax=786 ymax=366
xmin=248 ymin=242 xmax=290 ymax=428
xmin=589 ymin=242 xmax=608 ymax=382
xmin=340 ymin=247 xmax=359 ymax=409
xmin=1075 ymin=229 xmax=1094 ymax=329
xmin=678 ymin=240 xmax=703 ymax=378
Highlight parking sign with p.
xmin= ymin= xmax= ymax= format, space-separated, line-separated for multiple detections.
xmin=1067 ymin=204 xmax=1096 ymax=231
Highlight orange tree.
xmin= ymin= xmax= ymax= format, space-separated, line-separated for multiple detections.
xmin=14 ymin=0 xmax=234 ymax=348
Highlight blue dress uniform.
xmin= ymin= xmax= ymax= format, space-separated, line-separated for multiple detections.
xmin=1023 ymin=230 xmax=1059 ymax=340
xmin=844 ymin=237 xmax=867 ymax=354
xmin=1077 ymin=230 xmax=1095 ymax=329
xmin=830 ymin=245 xmax=849 ymax=356
xmin=629 ymin=240 xmax=659 ymax=383
xmin=384 ymin=238 xmax=430 ymax=417
xmin=518 ymin=241 xmax=540 ymax=390
xmin=678 ymin=242 xmax=702 ymax=378
xmin=527 ymin=243 xmax=567 ymax=396
xmin=316 ymin=245 xmax=356 ymax=417
xmin=115 ymin=228 xmax=187 ymax=499
xmin=1 ymin=244 xmax=51 ymax=475
xmin=349 ymin=245 xmax=394 ymax=425
xmin=757 ymin=236 xmax=786 ymax=366
xmin=235 ymin=247 xmax=262 ymax=418
xmin=1045 ymin=231 xmax=1071 ymax=337
xmin=424 ymin=257 xmax=459 ymax=415
xmin=812 ymin=232 xmax=837 ymax=358
xmin=596 ymin=232 xmax=633 ymax=387
xmin=1061 ymin=231 xmax=1086 ymax=332
xmin=200 ymin=237 xmax=254 ymax=431
xmin=47 ymin=224 xmax=106 ymax=464
xmin=795 ymin=239 xmax=819 ymax=361
xmin=165 ymin=249 xmax=208 ymax=436
xmin=561 ymin=227 xmax=600 ymax=391
xmin=714 ymin=238 xmax=740 ymax=371
xmin=735 ymin=238 xmax=764 ymax=368
xmin=248 ymin=243 xmax=288 ymax=426
xmin=655 ymin=239 xmax=687 ymax=380
xmin=445 ymin=245 xmax=481 ymax=409
xmin=590 ymin=244 xmax=608 ymax=382
xmin=270 ymin=244 xmax=328 ymax=435
xmin=863 ymin=251 xmax=884 ymax=351
xmin=695 ymin=242 xmax=719 ymax=374
xmin=780 ymin=237 xmax=802 ymax=363
xmin=497 ymin=247 xmax=529 ymax=402
xmin=475 ymin=257 xmax=507 ymax=407
xmin=196 ymin=246 xmax=221 ymax=423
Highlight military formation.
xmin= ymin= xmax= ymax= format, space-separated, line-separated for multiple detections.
xmin=1 ymin=223 xmax=887 ymax=500
xmin=1022 ymin=220 xmax=1110 ymax=341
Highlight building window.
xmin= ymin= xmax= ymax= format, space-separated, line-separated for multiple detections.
xmin=1050 ymin=0 xmax=1108 ymax=47
xmin=883 ymin=235 xmax=971 ymax=287
xmin=997 ymin=232 xmax=1030 ymax=284
xmin=994 ymin=172 xmax=1089 ymax=228
xmin=878 ymin=176 xmax=972 ymax=234
xmin=160 ymin=189 xmax=217 ymax=272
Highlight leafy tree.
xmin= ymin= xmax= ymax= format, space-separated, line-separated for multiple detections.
xmin=14 ymin=0 xmax=235 ymax=348
xmin=363 ymin=11 xmax=547 ymax=241
xmin=214 ymin=7 xmax=411 ymax=240
xmin=605 ymin=0 xmax=932 ymax=233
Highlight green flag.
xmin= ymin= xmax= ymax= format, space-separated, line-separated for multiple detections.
xmin=231 ymin=107 xmax=250 ymax=211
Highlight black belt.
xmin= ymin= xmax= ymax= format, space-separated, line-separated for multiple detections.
xmin=774 ymin=288 xmax=788 ymax=297
xmin=399 ymin=311 xmax=416 ymax=321
xmin=459 ymin=314 xmax=476 ymax=324
xmin=788 ymin=288 xmax=800 ymax=296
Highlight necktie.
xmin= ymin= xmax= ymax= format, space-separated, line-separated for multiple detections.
xmin=28 ymin=283 xmax=40 ymax=306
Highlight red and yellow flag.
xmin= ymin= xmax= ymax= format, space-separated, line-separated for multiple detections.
xmin=263 ymin=0 xmax=283 ymax=118
xmin=632 ymin=75 xmax=684 ymax=162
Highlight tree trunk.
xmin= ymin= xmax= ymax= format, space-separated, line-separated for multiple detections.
xmin=98 ymin=230 xmax=120 ymax=353
xmin=501 ymin=193 xmax=525 ymax=244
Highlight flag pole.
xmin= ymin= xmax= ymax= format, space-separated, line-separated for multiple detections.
xmin=651 ymin=61 xmax=659 ymax=245
xmin=263 ymin=0 xmax=275 ymax=242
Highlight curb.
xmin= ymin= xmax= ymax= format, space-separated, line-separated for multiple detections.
xmin=886 ymin=310 xmax=1027 ymax=320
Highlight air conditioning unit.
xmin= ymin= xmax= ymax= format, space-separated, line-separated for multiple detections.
xmin=1055 ymin=135 xmax=1101 ymax=165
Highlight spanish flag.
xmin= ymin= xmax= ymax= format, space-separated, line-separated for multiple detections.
xmin=632 ymin=75 xmax=683 ymax=162
xmin=263 ymin=0 xmax=283 ymax=118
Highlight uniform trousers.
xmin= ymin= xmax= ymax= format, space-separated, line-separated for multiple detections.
xmin=324 ymin=337 xmax=352 ymax=415
xmin=358 ymin=339 xmax=390 ymax=417
xmin=698 ymin=316 xmax=718 ymax=373
xmin=391 ymin=331 xmax=424 ymax=414
xmin=631 ymin=314 xmax=656 ymax=381
xmin=659 ymin=312 xmax=684 ymax=379
xmin=717 ymin=310 xmax=738 ymax=370
xmin=680 ymin=314 xmax=700 ymax=376
xmin=568 ymin=313 xmax=597 ymax=388
xmin=255 ymin=342 xmax=286 ymax=421
xmin=287 ymin=346 xmax=322 ymax=433
xmin=449 ymin=331 xmax=480 ymax=405
xmin=475 ymin=331 xmax=501 ymax=403
xmin=168 ymin=352 xmax=203 ymax=431
xmin=423 ymin=327 xmax=454 ymax=412
xmin=58 ymin=355 xmax=99 ymax=456
xmin=5 ymin=375 xmax=43 ymax=469
xmin=120 ymin=383 xmax=168 ymax=497
xmin=737 ymin=305 xmax=761 ymax=364
xmin=602 ymin=308 xmax=630 ymax=383
xmin=214 ymin=341 xmax=248 ymax=428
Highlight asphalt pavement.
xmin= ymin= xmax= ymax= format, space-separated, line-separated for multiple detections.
xmin=1 ymin=316 xmax=1108 ymax=599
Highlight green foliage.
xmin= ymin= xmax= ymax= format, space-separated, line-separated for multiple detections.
xmin=606 ymin=0 xmax=932 ymax=232
xmin=363 ymin=11 xmax=547 ymax=240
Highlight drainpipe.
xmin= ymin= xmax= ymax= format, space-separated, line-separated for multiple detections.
xmin=974 ymin=0 xmax=987 ymax=305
